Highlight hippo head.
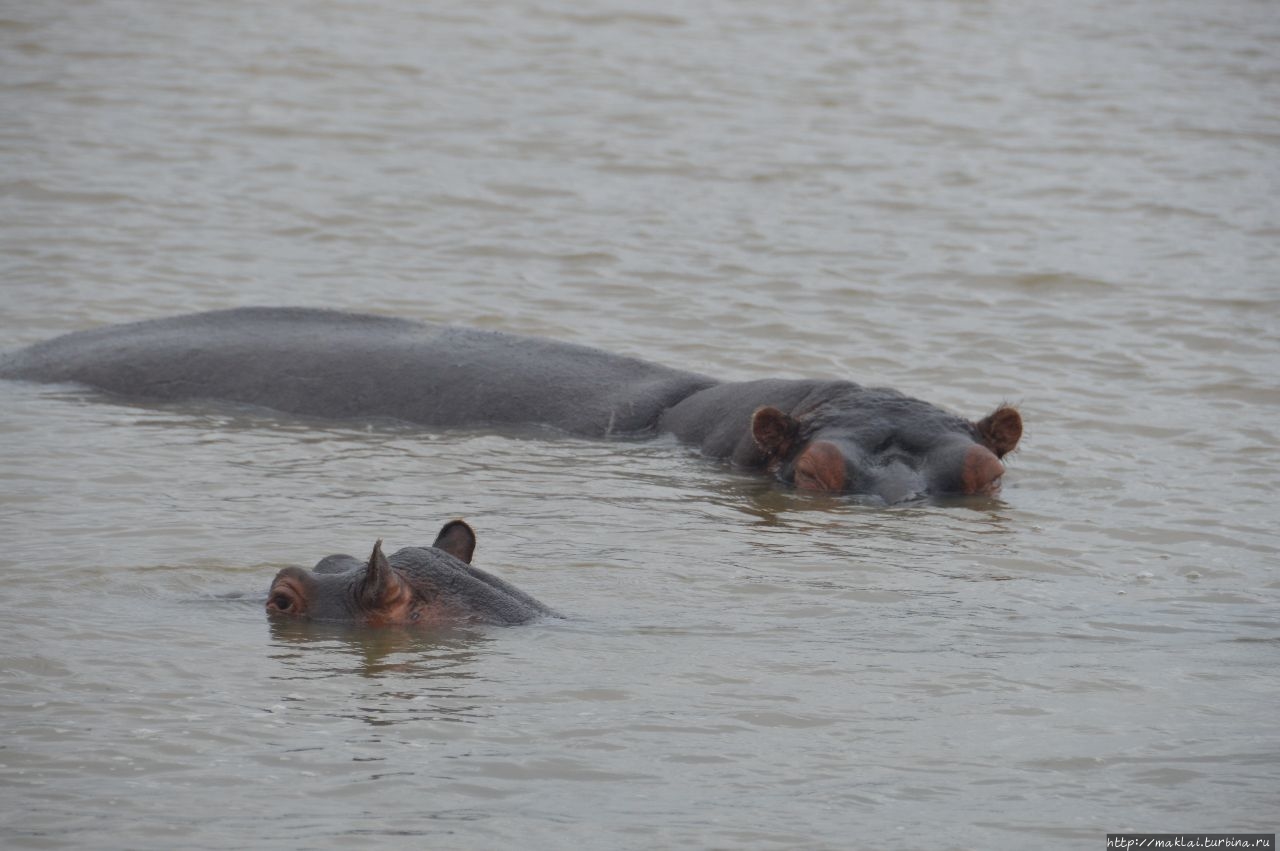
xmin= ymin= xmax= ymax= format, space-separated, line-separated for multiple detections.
xmin=750 ymin=390 xmax=1022 ymax=504
xmin=266 ymin=520 xmax=479 ymax=626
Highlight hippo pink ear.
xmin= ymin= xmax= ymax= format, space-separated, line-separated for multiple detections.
xmin=751 ymin=406 xmax=800 ymax=461
xmin=358 ymin=539 xmax=401 ymax=609
xmin=975 ymin=405 xmax=1022 ymax=458
xmin=433 ymin=519 xmax=476 ymax=564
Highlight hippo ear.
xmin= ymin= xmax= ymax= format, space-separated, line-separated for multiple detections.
xmin=358 ymin=539 xmax=400 ymax=608
xmin=975 ymin=405 xmax=1022 ymax=458
xmin=432 ymin=519 xmax=476 ymax=564
xmin=751 ymin=406 xmax=800 ymax=461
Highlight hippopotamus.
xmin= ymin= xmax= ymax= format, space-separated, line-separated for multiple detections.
xmin=267 ymin=520 xmax=556 ymax=626
xmin=0 ymin=307 xmax=1022 ymax=503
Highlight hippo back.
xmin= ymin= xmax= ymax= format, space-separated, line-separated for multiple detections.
xmin=0 ymin=307 xmax=714 ymax=437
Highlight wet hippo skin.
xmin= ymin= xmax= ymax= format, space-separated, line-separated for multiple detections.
xmin=267 ymin=520 xmax=556 ymax=627
xmin=1 ymin=307 xmax=1022 ymax=503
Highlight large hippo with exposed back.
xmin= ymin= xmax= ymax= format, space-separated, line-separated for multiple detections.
xmin=0 ymin=307 xmax=1022 ymax=503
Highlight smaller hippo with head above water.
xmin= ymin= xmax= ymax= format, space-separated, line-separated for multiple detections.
xmin=0 ymin=307 xmax=1022 ymax=503
xmin=267 ymin=520 xmax=556 ymax=626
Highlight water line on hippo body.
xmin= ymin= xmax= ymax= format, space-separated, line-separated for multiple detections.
xmin=0 ymin=307 xmax=1023 ymax=505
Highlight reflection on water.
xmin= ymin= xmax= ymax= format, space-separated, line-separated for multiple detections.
xmin=266 ymin=615 xmax=493 ymax=683
xmin=262 ymin=619 xmax=498 ymax=729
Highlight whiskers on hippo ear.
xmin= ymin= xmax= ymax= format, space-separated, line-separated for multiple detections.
xmin=975 ymin=405 xmax=1022 ymax=458
xmin=750 ymin=406 xmax=801 ymax=462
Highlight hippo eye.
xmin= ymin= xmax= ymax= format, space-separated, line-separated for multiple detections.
xmin=409 ymin=609 xmax=422 ymax=623
xmin=268 ymin=593 xmax=294 ymax=612
xmin=959 ymin=445 xmax=1006 ymax=495
xmin=793 ymin=441 xmax=848 ymax=492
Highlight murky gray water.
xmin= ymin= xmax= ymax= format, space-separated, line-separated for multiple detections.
xmin=2 ymin=0 xmax=1278 ymax=847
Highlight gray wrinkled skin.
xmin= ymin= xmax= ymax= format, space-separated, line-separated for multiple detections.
xmin=0 ymin=306 xmax=713 ymax=437
xmin=0 ymin=307 xmax=1015 ymax=502
xmin=277 ymin=542 xmax=556 ymax=626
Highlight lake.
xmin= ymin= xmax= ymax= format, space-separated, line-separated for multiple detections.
xmin=1 ymin=0 xmax=1277 ymax=847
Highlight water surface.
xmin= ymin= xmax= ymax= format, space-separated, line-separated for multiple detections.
xmin=1 ymin=0 xmax=1278 ymax=847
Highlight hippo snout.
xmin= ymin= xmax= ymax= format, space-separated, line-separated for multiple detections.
xmin=871 ymin=462 xmax=928 ymax=505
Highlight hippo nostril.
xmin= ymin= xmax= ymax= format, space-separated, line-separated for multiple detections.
xmin=880 ymin=486 xmax=924 ymax=505
xmin=874 ymin=464 xmax=925 ymax=505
